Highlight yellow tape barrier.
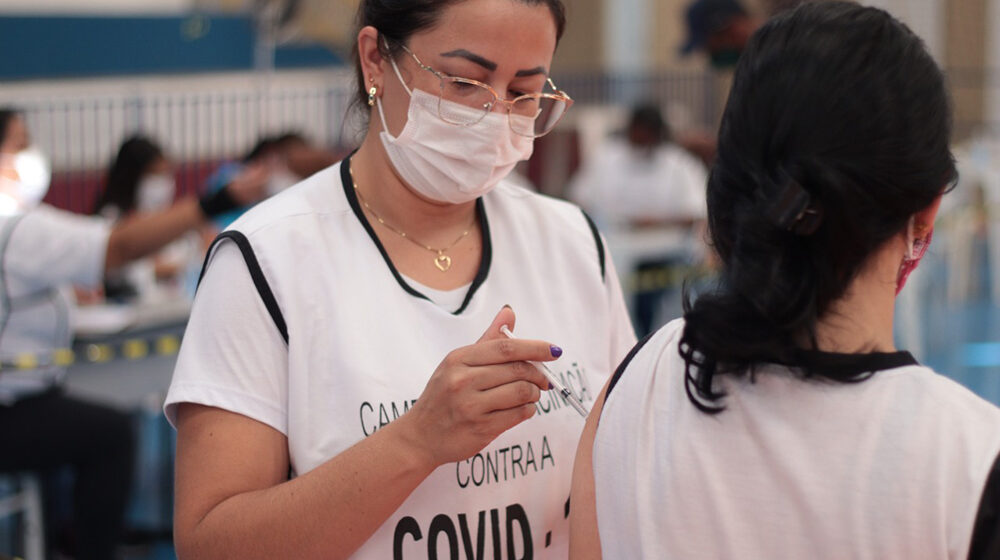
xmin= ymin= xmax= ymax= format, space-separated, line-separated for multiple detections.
xmin=625 ymin=263 xmax=715 ymax=294
xmin=0 ymin=265 xmax=716 ymax=372
xmin=1 ymin=334 xmax=183 ymax=372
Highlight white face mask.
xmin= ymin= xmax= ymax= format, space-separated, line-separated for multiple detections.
xmin=136 ymin=173 xmax=176 ymax=212
xmin=376 ymin=57 xmax=535 ymax=204
xmin=267 ymin=166 xmax=300 ymax=197
xmin=0 ymin=147 xmax=51 ymax=211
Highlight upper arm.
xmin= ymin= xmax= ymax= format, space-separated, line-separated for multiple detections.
xmin=166 ymin=237 xmax=292 ymax=547
xmin=164 ymin=239 xmax=289 ymax=432
xmin=7 ymin=207 xmax=109 ymax=289
xmin=173 ymin=403 xmax=290 ymax=542
xmin=569 ymin=379 xmax=610 ymax=560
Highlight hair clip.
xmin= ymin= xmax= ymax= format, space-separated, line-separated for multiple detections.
xmin=765 ymin=176 xmax=823 ymax=235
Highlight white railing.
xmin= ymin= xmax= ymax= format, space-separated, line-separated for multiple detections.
xmin=0 ymin=69 xmax=358 ymax=173
xmin=0 ymin=68 xmax=717 ymax=211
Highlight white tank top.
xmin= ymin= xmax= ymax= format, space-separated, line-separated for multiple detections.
xmin=594 ymin=319 xmax=1000 ymax=559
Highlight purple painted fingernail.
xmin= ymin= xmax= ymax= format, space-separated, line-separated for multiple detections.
xmin=550 ymin=345 xmax=563 ymax=358
xmin=548 ymin=382 xmax=554 ymax=390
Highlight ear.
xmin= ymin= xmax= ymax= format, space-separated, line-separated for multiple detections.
xmin=913 ymin=193 xmax=944 ymax=234
xmin=357 ymin=26 xmax=387 ymax=96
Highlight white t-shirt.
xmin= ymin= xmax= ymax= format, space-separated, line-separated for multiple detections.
xmin=594 ymin=319 xmax=1000 ymax=559
xmin=164 ymin=159 xmax=636 ymax=559
xmin=400 ymin=274 xmax=471 ymax=314
xmin=567 ymin=139 xmax=708 ymax=230
xmin=0 ymin=205 xmax=110 ymax=404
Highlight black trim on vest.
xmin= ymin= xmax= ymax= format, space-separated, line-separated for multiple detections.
xmin=969 ymin=449 xmax=1000 ymax=560
xmin=340 ymin=155 xmax=492 ymax=315
xmin=604 ymin=331 xmax=657 ymax=404
xmin=784 ymin=349 xmax=918 ymax=379
xmin=581 ymin=210 xmax=606 ymax=282
xmin=604 ymin=336 xmax=919 ymax=405
xmin=198 ymin=231 xmax=289 ymax=345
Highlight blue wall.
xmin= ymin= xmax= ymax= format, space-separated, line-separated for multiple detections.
xmin=0 ymin=14 xmax=341 ymax=80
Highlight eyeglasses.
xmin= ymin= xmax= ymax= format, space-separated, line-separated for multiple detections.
xmin=399 ymin=44 xmax=573 ymax=138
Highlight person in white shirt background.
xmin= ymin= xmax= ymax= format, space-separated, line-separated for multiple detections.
xmin=568 ymin=102 xmax=708 ymax=335
xmin=570 ymin=2 xmax=1000 ymax=558
xmin=93 ymin=136 xmax=176 ymax=224
xmin=92 ymin=136 xmax=213 ymax=302
xmin=0 ymin=107 xmax=266 ymax=559
xmin=165 ymin=0 xmax=635 ymax=558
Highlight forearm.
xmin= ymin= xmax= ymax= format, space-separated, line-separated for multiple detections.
xmin=105 ymin=198 xmax=204 ymax=272
xmin=177 ymin=419 xmax=436 ymax=560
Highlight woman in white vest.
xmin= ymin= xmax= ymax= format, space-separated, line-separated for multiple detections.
xmin=571 ymin=2 xmax=1000 ymax=559
xmin=165 ymin=0 xmax=636 ymax=558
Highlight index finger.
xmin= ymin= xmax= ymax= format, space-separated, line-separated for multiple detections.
xmin=460 ymin=337 xmax=562 ymax=367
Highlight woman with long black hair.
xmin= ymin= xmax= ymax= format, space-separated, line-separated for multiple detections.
xmin=571 ymin=2 xmax=1000 ymax=558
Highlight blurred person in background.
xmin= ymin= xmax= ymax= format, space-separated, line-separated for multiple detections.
xmin=0 ymin=107 xmax=266 ymax=560
xmin=198 ymin=138 xmax=273 ymax=232
xmin=677 ymin=0 xmax=810 ymax=166
xmin=204 ymin=131 xmax=337 ymax=231
xmin=681 ymin=0 xmax=759 ymax=69
xmin=676 ymin=0 xmax=760 ymax=166
xmin=571 ymin=3 xmax=1000 ymax=558
xmin=92 ymin=136 xmax=208 ymax=302
xmin=93 ymin=136 xmax=174 ymax=222
xmin=275 ymin=131 xmax=339 ymax=180
xmin=568 ymin=102 xmax=708 ymax=335
xmin=165 ymin=0 xmax=636 ymax=557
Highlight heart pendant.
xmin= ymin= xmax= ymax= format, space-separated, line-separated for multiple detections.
xmin=435 ymin=254 xmax=452 ymax=272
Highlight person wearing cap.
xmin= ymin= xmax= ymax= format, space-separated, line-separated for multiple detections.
xmin=681 ymin=0 xmax=759 ymax=68
xmin=675 ymin=0 xmax=769 ymax=166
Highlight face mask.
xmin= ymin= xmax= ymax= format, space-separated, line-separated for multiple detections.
xmin=136 ymin=174 xmax=176 ymax=212
xmin=0 ymin=148 xmax=51 ymax=210
xmin=376 ymin=57 xmax=535 ymax=204
xmin=267 ymin=166 xmax=300 ymax=197
xmin=896 ymin=216 xmax=932 ymax=296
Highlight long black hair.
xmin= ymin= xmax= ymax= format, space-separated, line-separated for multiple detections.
xmin=93 ymin=136 xmax=164 ymax=216
xmin=680 ymin=1 xmax=957 ymax=413
xmin=0 ymin=108 xmax=22 ymax=151
xmin=350 ymin=0 xmax=567 ymax=112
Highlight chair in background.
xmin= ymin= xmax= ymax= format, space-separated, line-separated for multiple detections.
xmin=0 ymin=472 xmax=45 ymax=560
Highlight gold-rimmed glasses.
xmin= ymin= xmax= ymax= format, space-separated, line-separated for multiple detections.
xmin=398 ymin=43 xmax=573 ymax=138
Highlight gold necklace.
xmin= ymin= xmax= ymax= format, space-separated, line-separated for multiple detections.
xmin=349 ymin=163 xmax=474 ymax=272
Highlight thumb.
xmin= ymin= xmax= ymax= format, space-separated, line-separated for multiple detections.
xmin=477 ymin=305 xmax=516 ymax=343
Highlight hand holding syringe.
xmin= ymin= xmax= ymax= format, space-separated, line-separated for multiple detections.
xmin=500 ymin=325 xmax=589 ymax=418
